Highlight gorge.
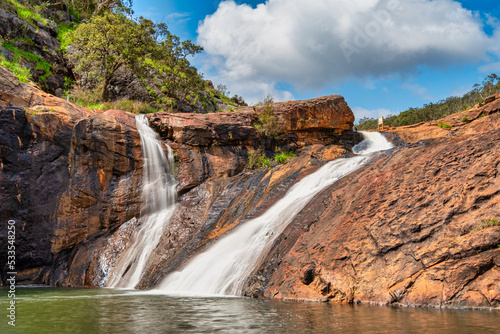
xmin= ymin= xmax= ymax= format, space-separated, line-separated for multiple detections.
xmin=1 ymin=65 xmax=499 ymax=310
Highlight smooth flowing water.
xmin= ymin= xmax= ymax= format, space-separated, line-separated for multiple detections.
xmin=1 ymin=288 xmax=498 ymax=334
xmin=104 ymin=114 xmax=177 ymax=288
xmin=159 ymin=132 xmax=393 ymax=296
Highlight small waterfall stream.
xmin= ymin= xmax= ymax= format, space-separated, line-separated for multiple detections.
xmin=158 ymin=132 xmax=393 ymax=296
xmin=104 ymin=114 xmax=177 ymax=289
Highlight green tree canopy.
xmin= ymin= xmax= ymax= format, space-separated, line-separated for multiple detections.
xmin=68 ymin=11 xmax=204 ymax=102
xmin=65 ymin=0 xmax=133 ymax=15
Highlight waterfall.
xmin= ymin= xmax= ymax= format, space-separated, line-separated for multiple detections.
xmin=158 ymin=132 xmax=392 ymax=296
xmin=104 ymin=114 xmax=177 ymax=289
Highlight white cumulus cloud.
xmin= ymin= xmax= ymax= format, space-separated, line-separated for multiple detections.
xmin=197 ymin=0 xmax=496 ymax=102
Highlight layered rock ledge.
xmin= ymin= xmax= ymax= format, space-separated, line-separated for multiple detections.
xmin=147 ymin=95 xmax=358 ymax=193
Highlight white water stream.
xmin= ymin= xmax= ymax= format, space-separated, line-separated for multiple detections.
xmin=104 ymin=114 xmax=177 ymax=289
xmin=157 ymin=132 xmax=393 ymax=296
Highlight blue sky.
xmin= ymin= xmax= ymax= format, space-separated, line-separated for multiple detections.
xmin=133 ymin=0 xmax=500 ymax=121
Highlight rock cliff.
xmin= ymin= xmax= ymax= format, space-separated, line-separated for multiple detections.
xmin=0 ymin=67 xmax=143 ymax=284
xmin=147 ymin=95 xmax=358 ymax=194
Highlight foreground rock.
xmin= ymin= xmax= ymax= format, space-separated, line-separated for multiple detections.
xmin=245 ymin=111 xmax=500 ymax=309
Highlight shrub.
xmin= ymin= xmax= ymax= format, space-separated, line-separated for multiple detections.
xmin=247 ymin=149 xmax=271 ymax=169
xmin=437 ymin=121 xmax=452 ymax=129
xmin=57 ymin=22 xmax=77 ymax=52
xmin=69 ymin=84 xmax=158 ymax=113
xmin=69 ymin=84 xmax=102 ymax=107
xmin=254 ymin=94 xmax=282 ymax=138
xmin=109 ymin=99 xmax=157 ymax=114
xmin=274 ymin=151 xmax=296 ymax=164
xmin=461 ymin=115 xmax=468 ymax=122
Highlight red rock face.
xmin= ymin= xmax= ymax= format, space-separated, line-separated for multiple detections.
xmin=265 ymin=94 xmax=355 ymax=144
xmin=0 ymin=67 xmax=143 ymax=286
xmin=135 ymin=145 xmax=347 ymax=289
xmin=245 ymin=112 xmax=500 ymax=308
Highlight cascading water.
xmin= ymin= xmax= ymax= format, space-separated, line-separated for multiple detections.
xmin=104 ymin=114 xmax=177 ymax=289
xmin=158 ymin=132 xmax=393 ymax=296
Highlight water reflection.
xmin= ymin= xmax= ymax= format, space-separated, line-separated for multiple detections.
xmin=1 ymin=288 xmax=499 ymax=334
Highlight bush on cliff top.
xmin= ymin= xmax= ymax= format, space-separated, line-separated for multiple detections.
xmin=254 ymin=95 xmax=283 ymax=139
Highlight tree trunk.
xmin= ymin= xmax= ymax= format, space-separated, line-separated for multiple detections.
xmin=102 ymin=76 xmax=110 ymax=101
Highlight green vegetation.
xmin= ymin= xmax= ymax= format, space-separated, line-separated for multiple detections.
xmin=357 ymin=74 xmax=500 ymax=130
xmin=68 ymin=12 xmax=162 ymax=101
xmin=69 ymin=84 xmax=156 ymax=113
xmin=0 ymin=54 xmax=32 ymax=83
xmin=65 ymin=0 xmax=132 ymax=16
xmin=2 ymin=43 xmax=52 ymax=81
xmin=4 ymin=0 xmax=47 ymax=27
xmin=436 ymin=121 xmax=452 ymax=129
xmin=57 ymin=22 xmax=77 ymax=52
xmin=67 ymin=10 xmax=207 ymax=108
xmin=247 ymin=149 xmax=271 ymax=169
xmin=0 ymin=0 xmax=240 ymax=113
xmin=461 ymin=115 xmax=469 ymax=123
xmin=471 ymin=219 xmax=499 ymax=233
xmin=274 ymin=151 xmax=296 ymax=164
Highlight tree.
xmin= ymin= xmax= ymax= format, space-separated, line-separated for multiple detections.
xmin=68 ymin=12 xmax=162 ymax=100
xmin=65 ymin=0 xmax=133 ymax=15
xmin=147 ymin=31 xmax=204 ymax=102
xmin=68 ymin=11 xmax=205 ymax=103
